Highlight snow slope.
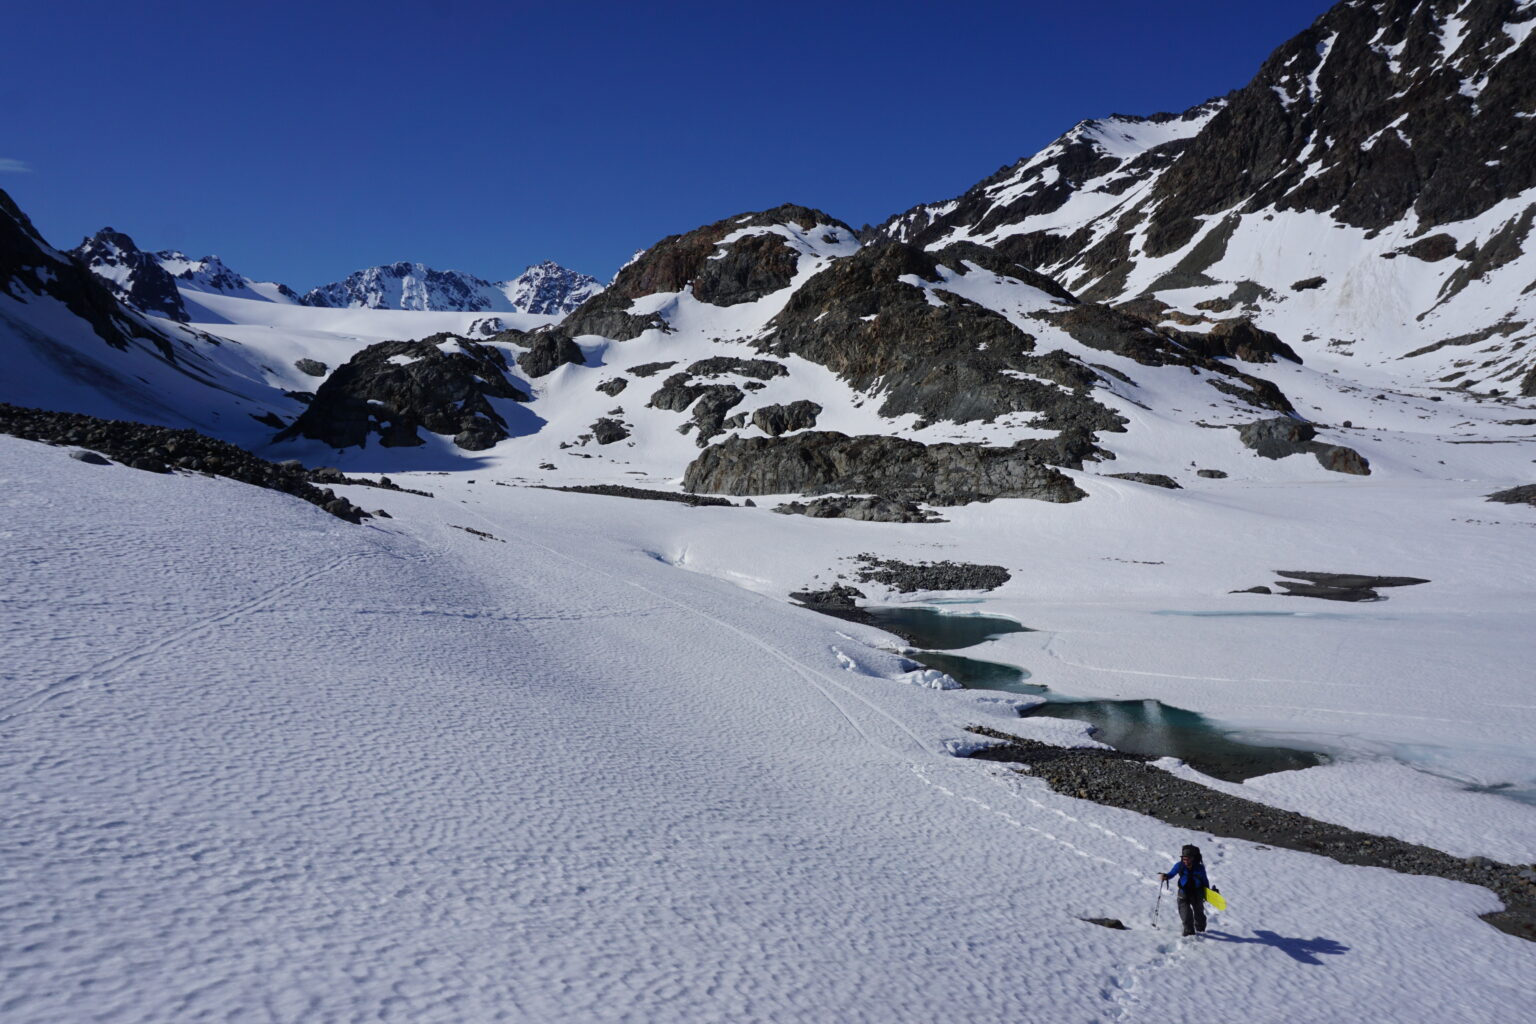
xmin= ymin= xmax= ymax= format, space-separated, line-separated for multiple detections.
xmin=3 ymin=434 xmax=1534 ymax=1023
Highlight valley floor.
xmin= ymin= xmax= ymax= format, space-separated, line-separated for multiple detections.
xmin=3 ymin=434 xmax=1534 ymax=1023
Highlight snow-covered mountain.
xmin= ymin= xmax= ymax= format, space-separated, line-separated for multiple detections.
xmin=71 ymin=227 xmax=304 ymax=323
xmin=301 ymin=259 xmax=601 ymax=314
xmin=6 ymin=3 xmax=1536 ymax=1016
xmin=878 ymin=0 xmax=1536 ymax=395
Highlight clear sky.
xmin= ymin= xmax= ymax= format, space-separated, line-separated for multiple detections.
xmin=5 ymin=0 xmax=1335 ymax=289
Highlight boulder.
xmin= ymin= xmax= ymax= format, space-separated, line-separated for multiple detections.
xmin=1238 ymin=417 xmax=1317 ymax=458
xmin=517 ymin=329 xmax=585 ymax=377
xmin=591 ymin=418 xmax=631 ymax=445
xmin=683 ymin=431 xmax=1086 ymax=505
xmin=1313 ymin=445 xmax=1370 ymax=475
xmin=752 ymin=400 xmax=822 ymax=436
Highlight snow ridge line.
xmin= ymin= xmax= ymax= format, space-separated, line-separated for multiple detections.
xmin=0 ymin=551 xmax=372 ymax=728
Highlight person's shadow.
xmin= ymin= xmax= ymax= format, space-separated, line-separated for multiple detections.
xmin=1203 ymin=929 xmax=1350 ymax=965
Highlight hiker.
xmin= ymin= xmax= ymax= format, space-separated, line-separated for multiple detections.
xmin=1159 ymin=844 xmax=1209 ymax=936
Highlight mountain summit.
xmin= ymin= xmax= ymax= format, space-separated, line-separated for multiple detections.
xmin=879 ymin=0 xmax=1536 ymax=394
xmin=301 ymin=260 xmax=601 ymax=314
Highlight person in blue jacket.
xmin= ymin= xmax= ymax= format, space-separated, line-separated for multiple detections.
xmin=1160 ymin=844 xmax=1209 ymax=935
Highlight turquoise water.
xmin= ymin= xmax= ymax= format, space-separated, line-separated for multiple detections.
xmin=857 ymin=606 xmax=1030 ymax=650
xmin=865 ymin=606 xmax=1326 ymax=781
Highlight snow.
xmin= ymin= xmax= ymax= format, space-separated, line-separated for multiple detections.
xmin=3 ymin=433 xmax=1535 ymax=1023
xmin=6 ymin=187 xmax=1536 ymax=1020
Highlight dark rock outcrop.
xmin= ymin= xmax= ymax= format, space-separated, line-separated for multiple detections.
xmin=1 ymin=189 xmax=182 ymax=361
xmin=1313 ymin=444 xmax=1371 ymax=475
xmin=295 ymin=358 xmax=328 ymax=377
xmin=1238 ymin=570 xmax=1430 ymax=602
xmin=852 ymin=555 xmax=1011 ymax=592
xmin=1238 ymin=417 xmax=1317 ymax=458
xmin=756 ymin=241 xmax=1127 ymax=434
xmin=276 ymin=334 xmax=529 ymax=450
xmin=591 ymin=418 xmax=630 ymax=444
xmin=685 ymin=356 xmax=787 ymax=380
xmin=517 ymin=329 xmax=585 ymax=377
xmin=1104 ymin=472 xmax=1181 ymax=489
xmin=964 ymin=726 xmax=1536 ymax=942
xmin=71 ymin=227 xmax=190 ymax=321
xmin=1042 ymin=304 xmax=1295 ymax=410
xmin=543 ymin=484 xmax=733 ymax=507
xmin=773 ymin=496 xmax=943 ymax=523
xmin=1238 ymin=417 xmax=1371 ymax=474
xmin=1487 ymin=484 xmax=1536 ymax=505
xmin=683 ymin=431 xmax=1087 ymax=505
xmin=552 ymin=205 xmax=846 ymax=343
xmin=789 ymin=583 xmax=866 ymax=610
xmin=752 ymin=400 xmax=822 ymax=436
xmin=0 ymin=403 xmax=369 ymax=522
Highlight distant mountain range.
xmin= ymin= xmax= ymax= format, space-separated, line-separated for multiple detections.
xmin=300 ymin=259 xmax=601 ymax=315
xmin=3 ymin=0 xmax=1533 ymax=489
xmin=70 ymin=229 xmax=602 ymax=320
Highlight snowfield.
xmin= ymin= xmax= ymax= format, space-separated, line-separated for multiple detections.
xmin=3 ymin=430 xmax=1535 ymax=1023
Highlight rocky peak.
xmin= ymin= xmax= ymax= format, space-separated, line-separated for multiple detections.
xmin=502 ymin=260 xmax=602 ymax=315
xmin=275 ymin=333 xmax=531 ymax=451
xmin=71 ymin=227 xmax=190 ymax=321
xmin=302 ymin=262 xmax=501 ymax=311
xmin=551 ymin=204 xmax=858 ymax=343
xmin=1140 ymin=0 xmax=1536 ymax=257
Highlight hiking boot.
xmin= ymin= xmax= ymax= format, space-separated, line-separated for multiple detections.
xmin=1182 ymin=928 xmax=1194 ymax=936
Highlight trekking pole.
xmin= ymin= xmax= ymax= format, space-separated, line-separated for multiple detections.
xmin=1153 ymin=878 xmax=1166 ymax=929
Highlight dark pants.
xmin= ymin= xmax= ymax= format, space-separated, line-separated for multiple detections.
xmin=1178 ymin=891 xmax=1207 ymax=935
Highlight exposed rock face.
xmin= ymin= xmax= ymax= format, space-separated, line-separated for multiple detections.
xmin=755 ymin=241 xmax=1126 ymax=433
xmin=1 ymin=190 xmax=181 ymax=361
xmin=295 ymin=358 xmax=328 ymax=377
xmin=789 ymin=583 xmax=866 ymax=610
xmin=1237 ymin=417 xmax=1371 ymax=474
xmin=1487 ymin=484 xmax=1536 ymax=505
xmin=752 ymin=400 xmax=821 ymax=436
xmin=0 ymin=403 xmax=369 ymax=522
xmin=1238 ymin=417 xmax=1318 ymax=458
xmin=71 ymin=228 xmax=190 ymax=321
xmin=1313 ymin=444 xmax=1371 ymax=476
xmin=595 ymin=377 xmax=628 ymax=396
xmin=276 ymin=334 xmax=529 ymax=450
xmin=773 ymin=496 xmax=942 ymax=523
xmin=590 ymin=418 xmax=630 ymax=444
xmin=691 ymin=232 xmax=803 ymax=306
xmin=685 ymin=356 xmax=787 ymax=380
xmin=1193 ymin=319 xmax=1301 ymax=364
xmin=1104 ymin=472 xmax=1181 ymax=489
xmin=1041 ymin=304 xmax=1295 ymax=412
xmin=501 ymin=260 xmax=603 ymax=315
xmin=1239 ymin=570 xmax=1432 ymax=602
xmin=553 ymin=204 xmax=850 ymax=345
xmin=852 ymin=555 xmax=1011 ymax=592
xmin=683 ymin=432 xmax=1087 ymax=505
xmin=517 ymin=329 xmax=585 ymax=377
xmin=302 ymin=260 xmax=600 ymax=315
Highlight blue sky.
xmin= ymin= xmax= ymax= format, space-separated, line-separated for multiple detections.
xmin=6 ymin=0 xmax=1334 ymax=289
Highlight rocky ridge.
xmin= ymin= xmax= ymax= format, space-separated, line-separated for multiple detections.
xmin=276 ymin=334 xmax=530 ymax=451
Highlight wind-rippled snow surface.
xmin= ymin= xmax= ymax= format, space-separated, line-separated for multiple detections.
xmin=3 ymin=437 xmax=1534 ymax=1023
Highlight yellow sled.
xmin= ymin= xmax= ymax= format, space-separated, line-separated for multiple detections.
xmin=1204 ymin=887 xmax=1227 ymax=911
